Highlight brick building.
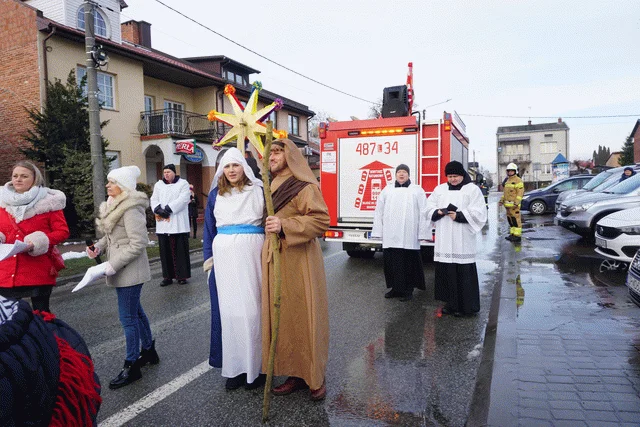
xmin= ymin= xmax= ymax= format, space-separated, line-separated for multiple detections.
xmin=0 ymin=0 xmax=315 ymax=203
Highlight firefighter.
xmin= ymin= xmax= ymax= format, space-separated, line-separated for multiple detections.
xmin=499 ymin=163 xmax=524 ymax=242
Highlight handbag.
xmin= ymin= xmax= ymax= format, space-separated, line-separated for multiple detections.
xmin=49 ymin=246 xmax=66 ymax=272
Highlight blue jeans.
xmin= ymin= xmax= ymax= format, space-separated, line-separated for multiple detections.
xmin=116 ymin=284 xmax=153 ymax=362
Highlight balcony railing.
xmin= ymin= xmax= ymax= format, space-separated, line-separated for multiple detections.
xmin=138 ymin=108 xmax=226 ymax=140
xmin=499 ymin=153 xmax=531 ymax=164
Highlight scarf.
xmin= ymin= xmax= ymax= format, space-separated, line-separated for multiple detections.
xmin=395 ymin=179 xmax=412 ymax=188
xmin=272 ymin=176 xmax=310 ymax=213
xmin=1 ymin=183 xmax=49 ymax=221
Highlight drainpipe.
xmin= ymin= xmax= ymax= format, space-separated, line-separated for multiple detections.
xmin=42 ymin=25 xmax=57 ymax=105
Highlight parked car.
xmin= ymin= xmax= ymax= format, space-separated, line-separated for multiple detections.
xmin=521 ymin=175 xmax=593 ymax=214
xmin=625 ymin=249 xmax=640 ymax=306
xmin=555 ymin=172 xmax=640 ymax=238
xmin=594 ymin=207 xmax=640 ymax=268
xmin=554 ymin=167 xmax=627 ymax=212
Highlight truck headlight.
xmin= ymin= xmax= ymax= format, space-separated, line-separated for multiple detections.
xmin=620 ymin=226 xmax=640 ymax=235
xmin=567 ymin=202 xmax=595 ymax=212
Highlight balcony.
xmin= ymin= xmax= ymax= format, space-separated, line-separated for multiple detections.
xmin=138 ymin=108 xmax=226 ymax=140
xmin=499 ymin=153 xmax=530 ymax=164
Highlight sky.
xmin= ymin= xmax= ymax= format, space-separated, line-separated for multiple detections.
xmin=119 ymin=0 xmax=640 ymax=173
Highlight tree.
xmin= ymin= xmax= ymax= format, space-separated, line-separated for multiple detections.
xmin=22 ymin=70 xmax=111 ymax=237
xmin=592 ymin=145 xmax=611 ymax=166
xmin=618 ymin=134 xmax=634 ymax=166
xmin=307 ymin=110 xmax=336 ymax=139
xmin=368 ymin=98 xmax=383 ymax=119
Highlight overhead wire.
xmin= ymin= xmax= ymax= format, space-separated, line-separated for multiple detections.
xmin=151 ymin=0 xmax=377 ymax=105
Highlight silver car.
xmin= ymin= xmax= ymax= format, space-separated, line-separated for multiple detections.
xmin=555 ymin=172 xmax=640 ymax=238
xmin=554 ymin=166 xmax=638 ymax=212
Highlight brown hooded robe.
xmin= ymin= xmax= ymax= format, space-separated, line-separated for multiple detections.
xmin=261 ymin=139 xmax=330 ymax=390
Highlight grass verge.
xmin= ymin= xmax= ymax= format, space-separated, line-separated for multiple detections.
xmin=59 ymin=238 xmax=203 ymax=278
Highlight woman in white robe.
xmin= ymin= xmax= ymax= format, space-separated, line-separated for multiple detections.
xmin=426 ymin=161 xmax=487 ymax=316
xmin=203 ymin=148 xmax=266 ymax=390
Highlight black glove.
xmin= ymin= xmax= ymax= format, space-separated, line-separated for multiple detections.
xmin=164 ymin=205 xmax=173 ymax=215
xmin=154 ymin=205 xmax=170 ymax=219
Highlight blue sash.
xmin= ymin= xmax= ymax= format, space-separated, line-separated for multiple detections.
xmin=217 ymin=224 xmax=264 ymax=235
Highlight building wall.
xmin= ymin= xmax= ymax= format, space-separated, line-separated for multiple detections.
xmin=0 ymin=0 xmax=41 ymax=183
xmin=46 ymin=36 xmax=146 ymax=179
xmin=144 ymin=76 xmax=196 ymax=112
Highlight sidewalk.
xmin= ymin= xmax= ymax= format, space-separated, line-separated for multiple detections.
xmin=484 ymin=224 xmax=640 ymax=426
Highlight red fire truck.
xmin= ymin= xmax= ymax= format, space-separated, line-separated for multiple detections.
xmin=319 ymin=109 xmax=470 ymax=257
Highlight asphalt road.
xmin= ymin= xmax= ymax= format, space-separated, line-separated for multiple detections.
xmin=50 ymin=203 xmax=501 ymax=426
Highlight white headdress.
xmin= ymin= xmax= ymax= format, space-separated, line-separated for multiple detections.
xmin=210 ymin=147 xmax=263 ymax=192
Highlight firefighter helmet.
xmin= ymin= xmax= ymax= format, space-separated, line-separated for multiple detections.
xmin=506 ymin=163 xmax=518 ymax=172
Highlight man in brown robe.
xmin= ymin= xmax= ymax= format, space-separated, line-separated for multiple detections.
xmin=262 ymin=138 xmax=330 ymax=401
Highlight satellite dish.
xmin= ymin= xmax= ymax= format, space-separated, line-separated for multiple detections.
xmin=91 ymin=45 xmax=108 ymax=66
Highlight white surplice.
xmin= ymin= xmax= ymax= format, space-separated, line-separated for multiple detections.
xmin=425 ymin=182 xmax=487 ymax=264
xmin=212 ymin=184 xmax=264 ymax=382
xmin=371 ymin=183 xmax=429 ymax=249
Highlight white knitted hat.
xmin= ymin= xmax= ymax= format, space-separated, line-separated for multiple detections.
xmin=107 ymin=165 xmax=140 ymax=191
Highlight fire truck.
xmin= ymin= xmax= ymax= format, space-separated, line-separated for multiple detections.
xmin=318 ymin=70 xmax=470 ymax=257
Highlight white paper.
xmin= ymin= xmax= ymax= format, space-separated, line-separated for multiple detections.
xmin=72 ymin=263 xmax=108 ymax=292
xmin=0 ymin=241 xmax=30 ymax=262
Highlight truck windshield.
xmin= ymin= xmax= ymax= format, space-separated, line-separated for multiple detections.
xmin=605 ymin=172 xmax=640 ymax=194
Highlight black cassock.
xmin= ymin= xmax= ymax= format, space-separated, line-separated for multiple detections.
xmin=434 ymin=262 xmax=480 ymax=314
xmin=383 ymin=248 xmax=426 ymax=296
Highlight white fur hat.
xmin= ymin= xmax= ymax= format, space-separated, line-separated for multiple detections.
xmin=107 ymin=165 xmax=140 ymax=191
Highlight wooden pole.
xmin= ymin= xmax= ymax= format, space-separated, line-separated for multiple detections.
xmin=262 ymin=123 xmax=282 ymax=423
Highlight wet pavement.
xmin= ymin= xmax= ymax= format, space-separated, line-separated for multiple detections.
xmin=485 ymin=211 xmax=640 ymax=426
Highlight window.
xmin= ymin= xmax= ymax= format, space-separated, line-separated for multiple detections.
xmin=543 ymin=164 xmax=552 ymax=174
xmin=164 ymin=101 xmax=185 ymax=133
xmin=77 ymin=6 xmax=108 ymax=38
xmin=540 ymin=142 xmax=557 ymax=154
xmin=266 ymin=110 xmax=277 ymax=127
xmin=76 ymin=66 xmax=115 ymax=109
xmin=224 ymin=70 xmax=247 ymax=86
xmin=106 ymin=151 xmax=121 ymax=171
xmin=144 ymin=96 xmax=154 ymax=112
xmin=288 ymin=115 xmax=299 ymax=135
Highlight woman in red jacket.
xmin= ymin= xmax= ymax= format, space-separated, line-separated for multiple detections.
xmin=0 ymin=161 xmax=69 ymax=312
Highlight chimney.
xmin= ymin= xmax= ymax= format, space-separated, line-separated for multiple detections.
xmin=121 ymin=20 xmax=152 ymax=48
xmin=528 ymin=120 xmax=532 ymax=125
xmin=558 ymin=117 xmax=562 ymax=123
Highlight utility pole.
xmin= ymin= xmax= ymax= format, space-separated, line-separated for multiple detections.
xmin=84 ymin=0 xmax=106 ymax=215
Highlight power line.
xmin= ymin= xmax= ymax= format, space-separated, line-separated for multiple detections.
xmin=459 ymin=113 xmax=639 ymax=119
xmin=151 ymin=0 xmax=377 ymax=105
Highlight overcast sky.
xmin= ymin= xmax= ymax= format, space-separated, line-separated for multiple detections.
xmin=120 ymin=0 xmax=640 ymax=173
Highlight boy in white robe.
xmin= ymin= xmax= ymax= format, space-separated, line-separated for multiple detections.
xmin=371 ymin=164 xmax=429 ymax=301
xmin=426 ymin=161 xmax=487 ymax=316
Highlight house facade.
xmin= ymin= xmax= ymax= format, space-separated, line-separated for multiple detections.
xmin=1 ymin=0 xmax=314 ymax=206
xmin=496 ymin=119 xmax=570 ymax=189
xmin=632 ymin=119 xmax=640 ymax=164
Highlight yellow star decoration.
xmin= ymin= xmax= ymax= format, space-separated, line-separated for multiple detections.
xmin=207 ymin=83 xmax=287 ymax=156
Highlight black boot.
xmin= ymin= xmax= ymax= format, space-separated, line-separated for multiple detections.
xmin=139 ymin=340 xmax=160 ymax=367
xmin=109 ymin=360 xmax=142 ymax=390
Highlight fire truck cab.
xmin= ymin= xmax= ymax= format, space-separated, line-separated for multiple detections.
xmin=319 ymin=110 xmax=469 ymax=257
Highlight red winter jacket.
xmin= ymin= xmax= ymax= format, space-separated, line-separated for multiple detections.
xmin=0 ymin=189 xmax=69 ymax=287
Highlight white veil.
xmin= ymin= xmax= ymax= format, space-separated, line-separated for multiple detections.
xmin=209 ymin=147 xmax=263 ymax=193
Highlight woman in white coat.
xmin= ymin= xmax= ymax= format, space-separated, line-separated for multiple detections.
xmin=87 ymin=166 xmax=159 ymax=389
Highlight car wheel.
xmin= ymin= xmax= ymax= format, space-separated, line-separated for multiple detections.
xmin=529 ymin=200 xmax=547 ymax=215
xmin=598 ymin=259 xmax=628 ymax=273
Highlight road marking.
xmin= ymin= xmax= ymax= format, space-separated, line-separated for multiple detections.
xmin=98 ymin=248 xmax=343 ymax=426
xmin=89 ymin=302 xmax=210 ymax=357
xmin=98 ymin=360 xmax=212 ymax=427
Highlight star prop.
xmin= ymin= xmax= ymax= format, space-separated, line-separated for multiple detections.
xmin=207 ymin=83 xmax=286 ymax=156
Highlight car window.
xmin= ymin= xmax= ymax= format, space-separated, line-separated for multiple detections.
xmin=594 ymin=172 xmax=626 ymax=191
xmin=577 ymin=177 xmax=592 ymax=189
xmin=554 ymin=180 xmax=573 ymax=192
xmin=582 ymin=171 xmax=612 ymax=190
xmin=605 ymin=172 xmax=640 ymax=194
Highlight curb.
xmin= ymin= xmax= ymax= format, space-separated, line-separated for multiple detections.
xmin=56 ymin=248 xmax=204 ymax=288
